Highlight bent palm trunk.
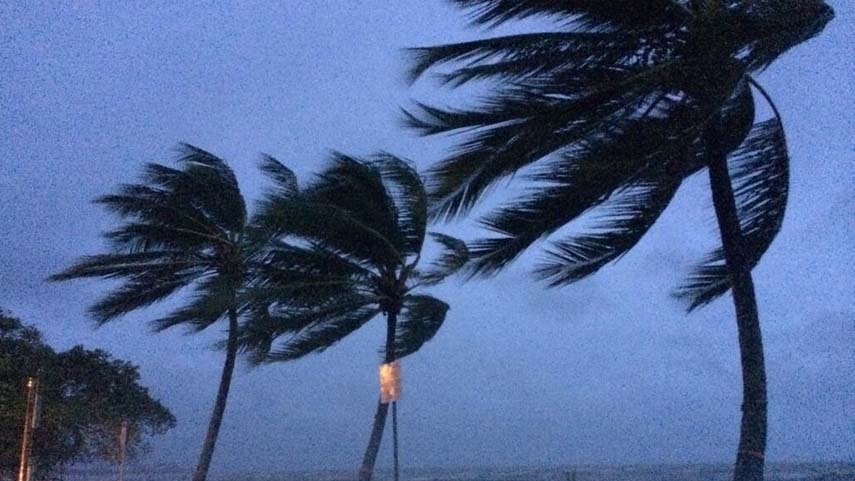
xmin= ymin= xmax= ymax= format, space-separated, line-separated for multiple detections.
xmin=707 ymin=130 xmax=768 ymax=481
xmin=358 ymin=311 xmax=398 ymax=481
xmin=359 ymin=399 xmax=390 ymax=481
xmin=192 ymin=307 xmax=240 ymax=481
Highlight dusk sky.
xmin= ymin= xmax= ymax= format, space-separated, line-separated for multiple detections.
xmin=1 ymin=0 xmax=852 ymax=475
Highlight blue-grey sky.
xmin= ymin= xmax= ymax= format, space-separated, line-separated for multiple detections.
xmin=1 ymin=0 xmax=852 ymax=475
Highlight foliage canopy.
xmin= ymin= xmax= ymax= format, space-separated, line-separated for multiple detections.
xmin=0 ymin=310 xmax=175 ymax=479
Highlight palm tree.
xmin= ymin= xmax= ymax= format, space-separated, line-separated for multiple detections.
xmin=240 ymin=152 xmax=468 ymax=481
xmin=50 ymin=144 xmax=265 ymax=481
xmin=405 ymin=2 xmax=833 ymax=481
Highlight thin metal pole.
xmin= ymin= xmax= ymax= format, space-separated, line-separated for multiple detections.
xmin=18 ymin=376 xmax=39 ymax=481
xmin=392 ymin=401 xmax=399 ymax=481
xmin=118 ymin=420 xmax=128 ymax=481
xmin=30 ymin=382 xmax=40 ymax=481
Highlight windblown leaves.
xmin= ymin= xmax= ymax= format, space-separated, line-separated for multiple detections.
xmin=407 ymin=32 xmax=671 ymax=86
xmin=151 ymin=275 xmax=236 ymax=333
xmin=375 ymin=153 xmax=429 ymax=257
xmin=405 ymin=0 xmax=831 ymax=306
xmin=677 ymin=118 xmax=790 ymax=309
xmin=446 ymin=0 xmax=690 ymax=31
xmin=243 ymin=154 xmax=459 ymax=363
xmin=405 ymin=51 xmax=701 ymax=222
xmin=263 ymin=305 xmax=381 ymax=363
xmin=50 ymin=144 xmax=250 ymax=331
xmin=534 ymin=171 xmax=682 ymax=286
xmin=393 ymin=295 xmax=451 ymax=359
xmin=740 ymin=0 xmax=834 ymax=70
xmin=461 ymin=93 xmax=710 ymax=279
xmin=415 ymin=233 xmax=470 ymax=286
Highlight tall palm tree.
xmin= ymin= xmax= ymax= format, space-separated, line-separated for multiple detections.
xmin=50 ymin=144 xmax=264 ymax=481
xmin=405 ymin=2 xmax=833 ymax=480
xmin=240 ymin=153 xmax=468 ymax=481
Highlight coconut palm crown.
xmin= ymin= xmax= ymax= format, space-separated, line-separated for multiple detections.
xmin=406 ymin=0 xmax=833 ymax=305
xmin=239 ymin=152 xmax=468 ymax=481
xmin=50 ymin=144 xmax=263 ymax=481
xmin=242 ymin=152 xmax=467 ymax=363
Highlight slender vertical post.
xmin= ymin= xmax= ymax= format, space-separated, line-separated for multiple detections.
xmin=118 ymin=420 xmax=129 ymax=481
xmin=30 ymin=382 xmax=40 ymax=481
xmin=392 ymin=401 xmax=399 ymax=481
xmin=18 ymin=376 xmax=39 ymax=481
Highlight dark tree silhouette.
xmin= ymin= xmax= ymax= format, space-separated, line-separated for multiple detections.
xmin=240 ymin=153 xmax=468 ymax=481
xmin=51 ymin=145 xmax=263 ymax=481
xmin=405 ymin=2 xmax=833 ymax=480
xmin=0 ymin=311 xmax=174 ymax=478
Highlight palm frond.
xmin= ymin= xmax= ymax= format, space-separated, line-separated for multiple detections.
xmin=414 ymin=233 xmax=470 ymax=286
xmin=265 ymin=306 xmax=380 ymax=362
xmin=49 ymin=248 xmax=207 ymax=325
xmin=412 ymin=66 xmax=680 ymax=220
xmin=299 ymin=153 xmax=407 ymax=267
xmin=393 ymin=295 xmax=451 ymax=359
xmin=94 ymin=145 xmax=248 ymax=250
xmin=677 ymin=117 xmax=789 ymax=308
xmin=534 ymin=169 xmax=682 ymax=286
xmin=446 ymin=0 xmax=690 ymax=31
xmin=464 ymin=95 xmax=702 ymax=276
xmin=253 ymin=192 xmax=401 ymax=270
xmin=249 ymin=155 xmax=300 ymax=245
xmin=373 ymin=153 xmax=428 ymax=257
xmin=240 ymin=292 xmax=374 ymax=363
xmin=249 ymin=279 xmax=367 ymax=316
xmin=86 ymin=268 xmax=201 ymax=325
xmin=259 ymin=154 xmax=298 ymax=197
xmin=95 ymin=179 xmax=228 ymax=250
xmin=48 ymin=252 xmax=199 ymax=281
xmin=740 ymin=0 xmax=834 ymax=71
xmin=259 ymin=239 xmax=378 ymax=284
xmin=406 ymin=63 xmax=665 ymax=137
xmin=307 ymin=153 xmax=401 ymax=239
xmin=466 ymin=163 xmax=637 ymax=276
xmin=247 ymin=240 xmax=379 ymax=332
xmin=407 ymin=31 xmax=669 ymax=85
xmin=151 ymin=275 xmax=234 ymax=332
xmin=103 ymin=222 xmax=225 ymax=253
xmin=174 ymin=143 xmax=247 ymax=234
xmin=95 ymin=184 xmax=216 ymax=237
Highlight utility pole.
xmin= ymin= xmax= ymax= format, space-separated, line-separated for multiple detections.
xmin=118 ymin=420 xmax=129 ymax=481
xmin=18 ymin=375 xmax=41 ymax=481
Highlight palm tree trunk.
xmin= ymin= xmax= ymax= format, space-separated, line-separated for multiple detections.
xmin=192 ymin=307 xmax=240 ymax=481
xmin=358 ymin=311 xmax=397 ymax=481
xmin=707 ymin=130 xmax=767 ymax=481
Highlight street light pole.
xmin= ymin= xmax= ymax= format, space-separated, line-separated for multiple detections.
xmin=118 ymin=420 xmax=129 ymax=481
xmin=18 ymin=375 xmax=40 ymax=481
